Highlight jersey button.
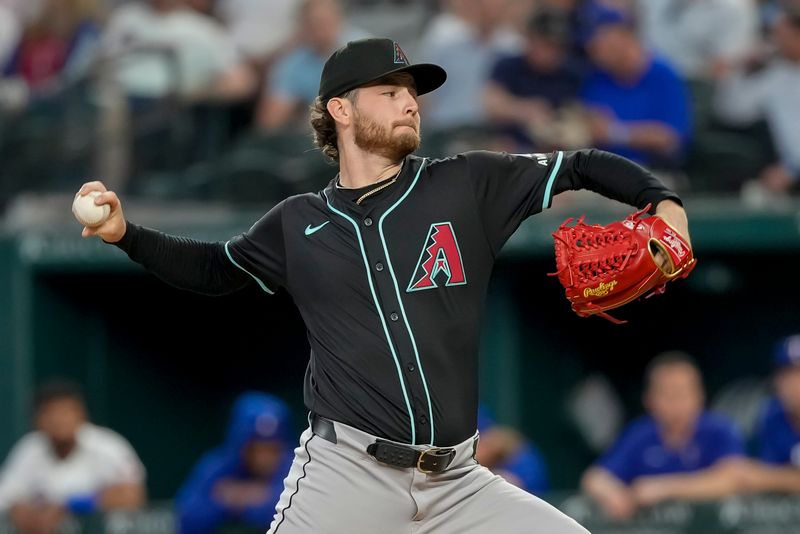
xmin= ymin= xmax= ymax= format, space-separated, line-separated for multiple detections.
xmin=375 ymin=262 xmax=384 ymax=272
xmin=419 ymin=415 xmax=428 ymax=425
xmin=364 ymin=217 xmax=373 ymax=226
xmin=406 ymin=363 xmax=415 ymax=372
xmin=389 ymin=312 xmax=399 ymax=322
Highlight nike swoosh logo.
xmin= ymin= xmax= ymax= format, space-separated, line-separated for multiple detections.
xmin=304 ymin=221 xmax=330 ymax=236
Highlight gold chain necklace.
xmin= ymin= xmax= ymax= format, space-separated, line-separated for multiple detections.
xmin=354 ymin=165 xmax=403 ymax=205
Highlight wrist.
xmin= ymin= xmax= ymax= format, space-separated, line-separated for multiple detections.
xmin=107 ymin=220 xmax=134 ymax=248
xmin=655 ymin=198 xmax=682 ymax=213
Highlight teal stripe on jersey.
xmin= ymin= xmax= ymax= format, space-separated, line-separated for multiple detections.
xmin=542 ymin=150 xmax=564 ymax=211
xmin=224 ymin=241 xmax=275 ymax=295
xmin=323 ymin=193 xmax=417 ymax=444
xmin=377 ymin=160 xmax=436 ymax=445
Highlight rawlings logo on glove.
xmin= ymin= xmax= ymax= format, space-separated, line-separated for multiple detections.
xmin=583 ymin=280 xmax=618 ymax=298
xmin=550 ymin=204 xmax=696 ymax=324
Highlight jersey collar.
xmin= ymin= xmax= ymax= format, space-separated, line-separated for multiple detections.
xmin=324 ymin=155 xmax=424 ymax=215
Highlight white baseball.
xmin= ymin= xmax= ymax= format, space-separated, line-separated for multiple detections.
xmin=72 ymin=191 xmax=110 ymax=227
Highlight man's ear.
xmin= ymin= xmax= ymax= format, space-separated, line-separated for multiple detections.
xmin=327 ymin=97 xmax=352 ymax=126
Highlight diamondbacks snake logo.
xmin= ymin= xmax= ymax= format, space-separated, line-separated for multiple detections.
xmin=407 ymin=222 xmax=466 ymax=292
xmin=393 ymin=42 xmax=409 ymax=65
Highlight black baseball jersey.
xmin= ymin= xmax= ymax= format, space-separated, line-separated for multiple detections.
xmin=115 ymin=149 xmax=679 ymax=446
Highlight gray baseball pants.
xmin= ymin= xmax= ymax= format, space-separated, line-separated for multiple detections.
xmin=267 ymin=415 xmax=589 ymax=534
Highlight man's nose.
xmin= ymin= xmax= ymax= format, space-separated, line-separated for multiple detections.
xmin=402 ymin=89 xmax=419 ymax=114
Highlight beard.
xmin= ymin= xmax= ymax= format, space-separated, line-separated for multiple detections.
xmin=353 ymin=108 xmax=420 ymax=161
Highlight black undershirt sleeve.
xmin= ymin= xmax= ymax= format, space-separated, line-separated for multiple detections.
xmin=554 ymin=149 xmax=681 ymax=212
xmin=112 ymin=222 xmax=251 ymax=295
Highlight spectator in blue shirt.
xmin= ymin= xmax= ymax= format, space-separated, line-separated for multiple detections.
xmin=651 ymin=335 xmax=800 ymax=497
xmin=580 ymin=7 xmax=691 ymax=169
xmin=484 ymin=8 xmax=586 ymax=151
xmin=581 ymin=351 xmax=744 ymax=520
xmin=256 ymin=0 xmax=368 ymax=130
xmin=176 ymin=392 xmax=295 ymax=534
xmin=723 ymin=335 xmax=800 ymax=494
xmin=475 ymin=405 xmax=549 ymax=496
xmin=759 ymin=335 xmax=800 ymax=466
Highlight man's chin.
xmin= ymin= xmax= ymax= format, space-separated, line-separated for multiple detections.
xmin=395 ymin=132 xmax=420 ymax=155
xmin=371 ymin=134 xmax=418 ymax=161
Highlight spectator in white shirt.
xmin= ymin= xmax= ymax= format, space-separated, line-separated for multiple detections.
xmin=214 ymin=0 xmax=302 ymax=63
xmin=100 ymin=0 xmax=256 ymax=100
xmin=638 ymin=0 xmax=759 ymax=80
xmin=714 ymin=8 xmax=800 ymax=197
xmin=0 ymin=380 xmax=146 ymax=534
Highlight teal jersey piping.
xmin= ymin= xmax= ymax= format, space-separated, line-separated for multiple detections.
xmin=224 ymin=241 xmax=275 ymax=295
xmin=323 ymin=192 xmax=417 ymax=444
xmin=542 ymin=150 xmax=564 ymax=211
xmin=378 ymin=159 xmax=436 ymax=445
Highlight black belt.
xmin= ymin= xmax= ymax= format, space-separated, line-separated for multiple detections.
xmin=310 ymin=413 xmax=456 ymax=473
xmin=310 ymin=412 xmax=338 ymax=444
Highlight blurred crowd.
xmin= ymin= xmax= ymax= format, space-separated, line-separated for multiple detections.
xmin=0 ymin=384 xmax=298 ymax=534
xmin=1 ymin=333 xmax=799 ymax=533
xmin=0 ymin=0 xmax=799 ymax=212
xmin=581 ymin=342 xmax=800 ymax=520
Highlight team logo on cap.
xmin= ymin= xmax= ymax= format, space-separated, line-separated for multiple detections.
xmin=393 ymin=42 xmax=409 ymax=65
xmin=407 ymin=222 xmax=467 ymax=292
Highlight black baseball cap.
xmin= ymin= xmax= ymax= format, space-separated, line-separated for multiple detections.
xmin=527 ymin=8 xmax=571 ymax=43
xmin=318 ymin=38 xmax=447 ymax=101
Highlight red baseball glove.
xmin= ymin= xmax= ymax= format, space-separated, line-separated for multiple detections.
xmin=550 ymin=204 xmax=696 ymax=324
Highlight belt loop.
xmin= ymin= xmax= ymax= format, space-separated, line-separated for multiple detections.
xmin=310 ymin=413 xmax=338 ymax=444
